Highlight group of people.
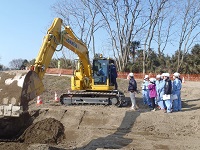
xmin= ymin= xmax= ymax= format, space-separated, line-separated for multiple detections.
xmin=128 ymin=72 xmax=182 ymax=113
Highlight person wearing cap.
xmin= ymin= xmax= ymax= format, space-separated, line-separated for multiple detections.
xmin=141 ymin=75 xmax=151 ymax=108
xmin=148 ymin=78 xmax=157 ymax=111
xmin=155 ymin=74 xmax=165 ymax=111
xmin=163 ymin=73 xmax=172 ymax=113
xmin=172 ymin=72 xmax=182 ymax=111
xmin=128 ymin=73 xmax=138 ymax=110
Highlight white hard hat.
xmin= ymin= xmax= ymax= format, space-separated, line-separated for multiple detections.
xmin=173 ymin=72 xmax=180 ymax=77
xmin=156 ymin=74 xmax=161 ymax=78
xmin=161 ymin=73 xmax=165 ymax=77
xmin=164 ymin=73 xmax=170 ymax=77
xmin=149 ymin=78 xmax=156 ymax=82
xmin=144 ymin=75 xmax=149 ymax=79
xmin=129 ymin=72 xmax=134 ymax=77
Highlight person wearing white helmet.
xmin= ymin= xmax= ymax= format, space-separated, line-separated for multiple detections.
xmin=148 ymin=78 xmax=157 ymax=111
xmin=128 ymin=73 xmax=138 ymax=110
xmin=161 ymin=73 xmax=165 ymax=78
xmin=172 ymin=72 xmax=182 ymax=111
xmin=155 ymin=74 xmax=165 ymax=111
xmin=163 ymin=73 xmax=172 ymax=113
xmin=141 ymin=75 xmax=151 ymax=108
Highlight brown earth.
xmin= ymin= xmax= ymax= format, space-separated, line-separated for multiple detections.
xmin=0 ymin=71 xmax=200 ymax=150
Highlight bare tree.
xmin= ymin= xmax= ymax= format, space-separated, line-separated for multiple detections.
xmin=51 ymin=0 xmax=103 ymax=57
xmin=175 ymin=0 xmax=200 ymax=71
xmin=9 ymin=59 xmax=24 ymax=69
xmin=92 ymin=0 xmax=148 ymax=71
xmin=140 ymin=0 xmax=168 ymax=74
xmin=152 ymin=0 xmax=176 ymax=71
xmin=155 ymin=1 xmax=175 ymax=56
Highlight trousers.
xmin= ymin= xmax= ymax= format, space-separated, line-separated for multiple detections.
xmin=130 ymin=92 xmax=136 ymax=108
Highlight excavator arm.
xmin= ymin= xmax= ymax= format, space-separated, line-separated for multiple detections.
xmin=21 ymin=18 xmax=92 ymax=109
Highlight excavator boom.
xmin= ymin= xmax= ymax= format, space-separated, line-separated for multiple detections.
xmin=21 ymin=18 xmax=93 ymax=108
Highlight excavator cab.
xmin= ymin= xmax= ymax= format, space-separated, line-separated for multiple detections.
xmin=93 ymin=59 xmax=108 ymax=85
xmin=92 ymin=54 xmax=116 ymax=91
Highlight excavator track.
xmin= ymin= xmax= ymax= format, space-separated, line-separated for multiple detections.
xmin=60 ymin=90 xmax=126 ymax=107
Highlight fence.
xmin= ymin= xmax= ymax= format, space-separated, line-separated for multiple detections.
xmin=46 ymin=68 xmax=73 ymax=75
xmin=46 ymin=68 xmax=200 ymax=81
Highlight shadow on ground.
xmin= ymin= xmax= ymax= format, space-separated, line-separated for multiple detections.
xmin=75 ymin=96 xmax=145 ymax=150
xmin=77 ymin=110 xmax=140 ymax=150
xmin=181 ymin=98 xmax=200 ymax=112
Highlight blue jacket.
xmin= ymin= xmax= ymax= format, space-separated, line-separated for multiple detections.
xmin=98 ymin=68 xmax=105 ymax=76
xmin=141 ymin=80 xmax=149 ymax=91
xmin=172 ymin=78 xmax=182 ymax=94
xmin=156 ymin=79 xmax=165 ymax=98
xmin=110 ymin=64 xmax=117 ymax=78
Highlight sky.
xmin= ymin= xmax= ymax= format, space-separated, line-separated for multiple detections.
xmin=0 ymin=0 xmax=58 ymax=67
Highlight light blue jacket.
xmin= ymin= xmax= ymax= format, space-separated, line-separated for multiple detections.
xmin=141 ymin=80 xmax=149 ymax=92
xmin=155 ymin=79 xmax=165 ymax=99
xmin=172 ymin=78 xmax=182 ymax=94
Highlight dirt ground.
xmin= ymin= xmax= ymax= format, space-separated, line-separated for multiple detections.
xmin=0 ymin=71 xmax=200 ymax=150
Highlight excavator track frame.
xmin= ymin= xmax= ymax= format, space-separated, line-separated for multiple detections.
xmin=60 ymin=90 xmax=126 ymax=107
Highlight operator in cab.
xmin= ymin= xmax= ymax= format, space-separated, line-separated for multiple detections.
xmin=98 ymin=66 xmax=105 ymax=76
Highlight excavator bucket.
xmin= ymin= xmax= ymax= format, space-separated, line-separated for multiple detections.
xmin=21 ymin=70 xmax=44 ymax=110
xmin=0 ymin=70 xmax=44 ymax=117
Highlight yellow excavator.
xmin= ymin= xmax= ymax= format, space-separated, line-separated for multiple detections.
xmin=0 ymin=18 xmax=125 ymax=119
xmin=0 ymin=18 xmax=125 ymax=140
xmin=21 ymin=18 xmax=125 ymax=108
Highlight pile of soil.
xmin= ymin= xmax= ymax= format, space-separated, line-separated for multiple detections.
xmin=20 ymin=118 xmax=65 ymax=144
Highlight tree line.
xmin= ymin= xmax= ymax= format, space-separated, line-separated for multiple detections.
xmin=126 ymin=43 xmax=200 ymax=74
xmin=1 ymin=43 xmax=199 ymax=74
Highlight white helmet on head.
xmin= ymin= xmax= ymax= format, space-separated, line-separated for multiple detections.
xmin=149 ymin=78 xmax=156 ymax=83
xmin=129 ymin=72 xmax=134 ymax=77
xmin=164 ymin=73 xmax=170 ymax=77
xmin=156 ymin=74 xmax=161 ymax=78
xmin=173 ymin=72 xmax=180 ymax=77
xmin=144 ymin=75 xmax=149 ymax=79
xmin=161 ymin=73 xmax=165 ymax=77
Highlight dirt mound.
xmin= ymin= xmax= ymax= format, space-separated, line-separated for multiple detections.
xmin=20 ymin=118 xmax=65 ymax=144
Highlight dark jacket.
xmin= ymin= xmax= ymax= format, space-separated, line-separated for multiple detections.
xmin=164 ymin=78 xmax=172 ymax=94
xmin=128 ymin=77 xmax=137 ymax=92
xmin=110 ymin=64 xmax=118 ymax=78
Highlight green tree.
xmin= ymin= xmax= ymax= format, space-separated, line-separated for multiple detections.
xmin=188 ymin=44 xmax=200 ymax=73
xmin=0 ymin=64 xmax=3 ymax=70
